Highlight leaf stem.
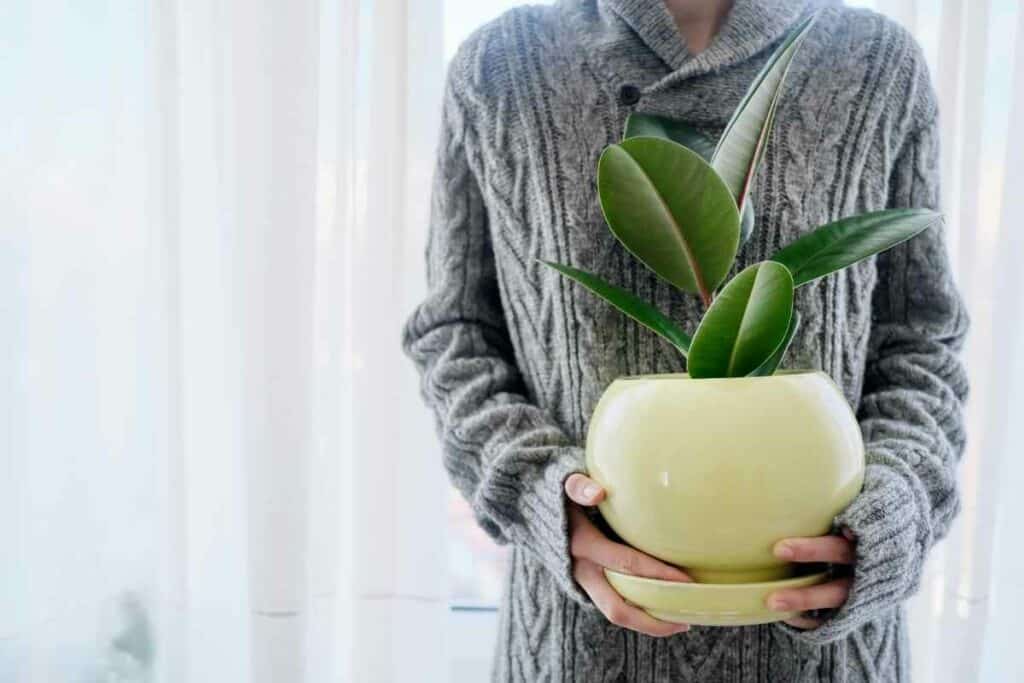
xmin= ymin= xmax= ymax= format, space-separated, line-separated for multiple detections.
xmin=698 ymin=280 xmax=713 ymax=310
xmin=692 ymin=264 xmax=716 ymax=309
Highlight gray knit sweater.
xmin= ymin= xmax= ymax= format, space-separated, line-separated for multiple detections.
xmin=403 ymin=0 xmax=969 ymax=680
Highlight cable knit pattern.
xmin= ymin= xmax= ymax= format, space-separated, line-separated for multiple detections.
xmin=402 ymin=1 xmax=969 ymax=680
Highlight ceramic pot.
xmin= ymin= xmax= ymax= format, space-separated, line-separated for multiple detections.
xmin=586 ymin=370 xmax=864 ymax=584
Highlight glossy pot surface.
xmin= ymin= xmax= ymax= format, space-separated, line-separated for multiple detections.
xmin=586 ymin=371 xmax=864 ymax=583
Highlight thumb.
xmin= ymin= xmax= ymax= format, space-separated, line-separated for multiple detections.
xmin=564 ymin=473 xmax=606 ymax=506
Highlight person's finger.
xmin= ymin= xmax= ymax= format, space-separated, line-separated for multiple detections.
xmin=564 ymin=473 xmax=606 ymax=506
xmin=782 ymin=614 xmax=824 ymax=630
xmin=582 ymin=531 xmax=692 ymax=582
xmin=568 ymin=504 xmax=604 ymax=554
xmin=574 ymin=559 xmax=690 ymax=638
xmin=767 ymin=577 xmax=852 ymax=613
xmin=773 ymin=535 xmax=855 ymax=564
xmin=567 ymin=507 xmax=690 ymax=582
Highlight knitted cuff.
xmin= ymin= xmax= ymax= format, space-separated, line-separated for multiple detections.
xmin=479 ymin=445 xmax=591 ymax=605
xmin=778 ymin=449 xmax=930 ymax=644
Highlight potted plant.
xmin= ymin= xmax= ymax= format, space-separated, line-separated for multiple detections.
xmin=542 ymin=14 xmax=940 ymax=626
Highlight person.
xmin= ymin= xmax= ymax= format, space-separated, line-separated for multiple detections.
xmin=403 ymin=0 xmax=969 ymax=680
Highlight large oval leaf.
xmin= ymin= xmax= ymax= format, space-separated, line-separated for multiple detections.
xmin=623 ymin=113 xmax=757 ymax=246
xmin=769 ymin=209 xmax=940 ymax=287
xmin=598 ymin=137 xmax=740 ymax=298
xmin=687 ymin=262 xmax=794 ymax=378
xmin=712 ymin=13 xmax=817 ymax=213
xmin=541 ymin=261 xmax=691 ymax=357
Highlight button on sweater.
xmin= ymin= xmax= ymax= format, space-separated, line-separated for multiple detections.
xmin=403 ymin=0 xmax=970 ymax=680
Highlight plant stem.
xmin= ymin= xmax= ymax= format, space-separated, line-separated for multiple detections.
xmin=696 ymin=274 xmax=713 ymax=310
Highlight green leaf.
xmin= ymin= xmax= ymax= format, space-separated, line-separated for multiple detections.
xmin=623 ymin=113 xmax=717 ymax=159
xmin=736 ymin=185 xmax=756 ymax=247
xmin=687 ymin=262 xmax=794 ymax=378
xmin=712 ymin=13 xmax=817 ymax=213
xmin=769 ymin=209 xmax=941 ymax=287
xmin=623 ymin=113 xmax=757 ymax=247
xmin=598 ymin=137 xmax=740 ymax=297
xmin=747 ymin=310 xmax=800 ymax=377
xmin=541 ymin=261 xmax=691 ymax=356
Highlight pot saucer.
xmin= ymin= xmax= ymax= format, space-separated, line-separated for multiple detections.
xmin=604 ymin=568 xmax=830 ymax=627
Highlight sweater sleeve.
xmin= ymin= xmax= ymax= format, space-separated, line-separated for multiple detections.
xmin=402 ymin=63 xmax=589 ymax=603
xmin=785 ymin=113 xmax=969 ymax=644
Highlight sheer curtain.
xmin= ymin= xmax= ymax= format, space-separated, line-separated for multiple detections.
xmin=3 ymin=1 xmax=1024 ymax=682
xmin=2 ymin=0 xmax=445 ymax=681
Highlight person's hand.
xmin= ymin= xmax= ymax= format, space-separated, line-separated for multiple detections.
xmin=766 ymin=528 xmax=856 ymax=629
xmin=564 ymin=473 xmax=692 ymax=637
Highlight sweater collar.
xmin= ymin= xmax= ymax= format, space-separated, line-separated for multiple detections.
xmin=587 ymin=0 xmax=835 ymax=89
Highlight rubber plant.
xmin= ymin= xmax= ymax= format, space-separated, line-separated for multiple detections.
xmin=542 ymin=14 xmax=940 ymax=378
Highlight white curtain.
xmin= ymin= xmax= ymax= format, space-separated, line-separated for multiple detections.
xmin=2 ymin=0 xmax=445 ymax=681
xmin=3 ymin=1 xmax=1024 ymax=682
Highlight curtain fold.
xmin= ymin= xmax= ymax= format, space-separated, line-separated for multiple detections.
xmin=340 ymin=0 xmax=448 ymax=680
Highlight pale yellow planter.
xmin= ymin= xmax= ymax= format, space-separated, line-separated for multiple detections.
xmin=587 ymin=371 xmax=864 ymax=588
